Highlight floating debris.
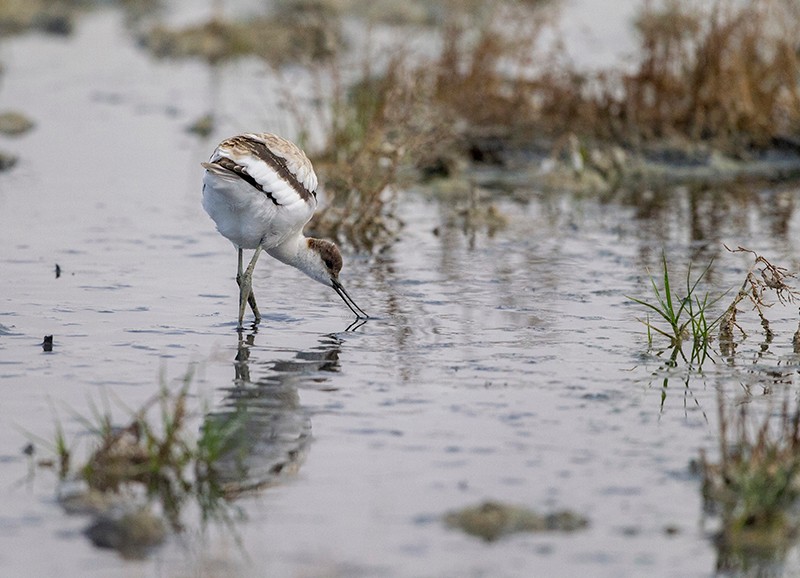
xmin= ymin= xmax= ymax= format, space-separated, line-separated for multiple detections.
xmin=55 ymin=263 xmax=61 ymax=279
xmin=0 ymin=150 xmax=17 ymax=171
xmin=186 ymin=113 xmax=214 ymax=137
xmin=444 ymin=500 xmax=588 ymax=542
xmin=0 ymin=111 xmax=35 ymax=136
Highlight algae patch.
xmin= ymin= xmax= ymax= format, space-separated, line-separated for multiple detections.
xmin=0 ymin=111 xmax=35 ymax=136
xmin=444 ymin=500 xmax=588 ymax=542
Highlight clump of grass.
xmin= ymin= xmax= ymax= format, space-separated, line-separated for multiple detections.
xmin=628 ymin=253 xmax=722 ymax=412
xmin=628 ymin=252 xmax=725 ymax=365
xmin=41 ymin=370 xmax=243 ymax=540
xmin=632 ymin=248 xmax=800 ymax=359
xmin=700 ymin=394 xmax=800 ymax=569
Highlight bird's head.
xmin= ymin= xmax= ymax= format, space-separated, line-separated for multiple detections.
xmin=307 ymin=239 xmax=368 ymax=319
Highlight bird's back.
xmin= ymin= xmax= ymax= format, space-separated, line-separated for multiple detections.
xmin=202 ymin=133 xmax=319 ymax=250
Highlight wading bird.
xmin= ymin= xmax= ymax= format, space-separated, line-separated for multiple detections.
xmin=202 ymin=133 xmax=368 ymax=327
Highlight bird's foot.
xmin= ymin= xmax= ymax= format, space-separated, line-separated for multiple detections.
xmin=236 ymin=273 xmax=261 ymax=327
xmin=250 ymin=295 xmax=261 ymax=323
xmin=237 ymin=273 xmax=252 ymax=326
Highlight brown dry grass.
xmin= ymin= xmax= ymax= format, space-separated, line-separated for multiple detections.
xmin=433 ymin=2 xmax=555 ymax=142
xmin=176 ymin=0 xmax=800 ymax=247
xmin=620 ymin=0 xmax=800 ymax=149
xmin=294 ymin=0 xmax=800 ymax=247
xmin=430 ymin=0 xmax=800 ymax=153
xmin=298 ymin=55 xmax=452 ymax=250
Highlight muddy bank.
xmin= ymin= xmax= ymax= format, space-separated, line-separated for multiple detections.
xmin=457 ymin=134 xmax=800 ymax=195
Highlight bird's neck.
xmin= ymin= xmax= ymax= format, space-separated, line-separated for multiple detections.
xmin=266 ymin=233 xmax=327 ymax=285
xmin=267 ymin=233 xmax=306 ymax=266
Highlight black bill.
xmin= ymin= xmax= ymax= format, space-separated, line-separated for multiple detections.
xmin=332 ymin=278 xmax=369 ymax=319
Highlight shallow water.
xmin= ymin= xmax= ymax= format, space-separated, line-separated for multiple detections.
xmin=2 ymin=5 xmax=800 ymax=578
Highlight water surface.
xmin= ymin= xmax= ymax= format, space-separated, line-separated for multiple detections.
xmin=1 ymin=6 xmax=800 ymax=578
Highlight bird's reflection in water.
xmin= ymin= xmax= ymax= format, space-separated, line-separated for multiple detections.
xmin=203 ymin=325 xmax=356 ymax=496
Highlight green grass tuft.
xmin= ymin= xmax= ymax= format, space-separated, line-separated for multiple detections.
xmin=628 ymin=252 xmax=726 ymax=363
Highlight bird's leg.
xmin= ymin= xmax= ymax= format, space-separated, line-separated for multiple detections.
xmin=236 ymin=248 xmax=248 ymax=326
xmin=247 ymin=286 xmax=261 ymax=322
xmin=237 ymin=247 xmax=263 ymax=326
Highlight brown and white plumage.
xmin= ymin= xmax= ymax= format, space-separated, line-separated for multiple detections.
xmin=201 ymin=132 xmax=367 ymax=326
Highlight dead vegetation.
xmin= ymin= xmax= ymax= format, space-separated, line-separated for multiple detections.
xmin=291 ymin=0 xmax=800 ymax=246
xmin=433 ymin=5 xmax=546 ymax=138
xmin=6 ymin=0 xmax=800 ymax=157
xmin=718 ymin=246 xmax=800 ymax=356
xmin=287 ymin=55 xmax=453 ymax=250
xmin=129 ymin=0 xmax=800 ymax=246
xmin=430 ymin=0 xmax=800 ymax=155
xmin=618 ymin=0 xmax=800 ymax=150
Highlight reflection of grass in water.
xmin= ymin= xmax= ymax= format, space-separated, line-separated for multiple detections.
xmin=629 ymin=249 xmax=800 ymax=569
xmin=701 ymin=395 xmax=800 ymax=573
xmin=37 ymin=369 xmax=245 ymax=552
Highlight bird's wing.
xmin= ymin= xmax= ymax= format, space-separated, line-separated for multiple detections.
xmin=205 ymin=134 xmax=317 ymax=208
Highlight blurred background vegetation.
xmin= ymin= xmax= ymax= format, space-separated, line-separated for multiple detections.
xmin=2 ymin=0 xmax=799 ymax=250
